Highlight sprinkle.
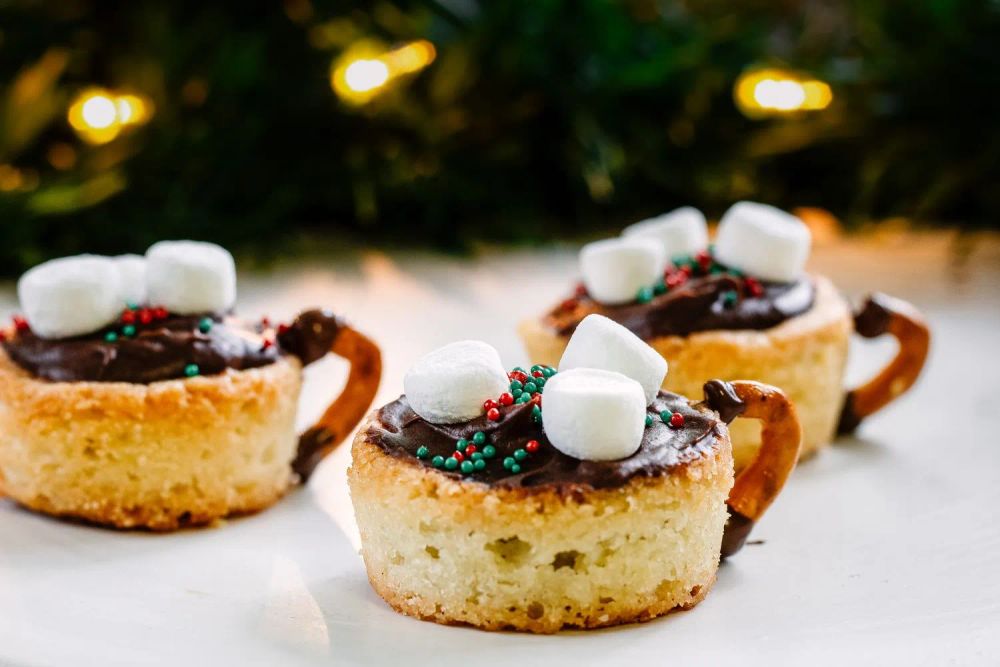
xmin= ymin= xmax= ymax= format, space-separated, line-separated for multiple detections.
xmin=261 ymin=338 xmax=274 ymax=350
xmin=660 ymin=409 xmax=673 ymax=424
xmin=474 ymin=459 xmax=486 ymax=471
xmin=472 ymin=431 xmax=487 ymax=446
xmin=525 ymin=440 xmax=540 ymax=453
xmin=453 ymin=451 xmax=465 ymax=463
xmin=503 ymin=457 xmax=516 ymax=470
xmin=574 ymin=283 xmax=588 ymax=297
xmin=482 ymin=445 xmax=496 ymax=458
xmin=670 ymin=413 xmax=686 ymax=428
xmin=513 ymin=448 xmax=528 ymax=461
xmin=104 ymin=332 xmax=118 ymax=343
xmin=460 ymin=460 xmax=474 ymax=474
xmin=542 ymin=367 xmax=556 ymax=378
xmin=456 ymin=438 xmax=469 ymax=452
xmin=139 ymin=309 xmax=154 ymax=325
xmin=122 ymin=324 xmax=137 ymax=337
xmin=416 ymin=446 xmax=429 ymax=459
xmin=524 ymin=381 xmax=537 ymax=394
xmin=498 ymin=392 xmax=514 ymax=406
xmin=510 ymin=379 xmax=524 ymax=392
xmin=126 ymin=301 xmax=139 ymax=311
xmin=653 ymin=281 xmax=667 ymax=296
xmin=722 ymin=290 xmax=738 ymax=307
xmin=636 ymin=286 xmax=654 ymax=304
xmin=483 ymin=399 xmax=498 ymax=411
xmin=486 ymin=407 xmax=501 ymax=422
xmin=431 ymin=455 xmax=444 ymax=468
xmin=465 ymin=444 xmax=478 ymax=455
xmin=261 ymin=316 xmax=271 ymax=328
xmin=184 ymin=363 xmax=200 ymax=377
xmin=645 ymin=414 xmax=653 ymax=427
xmin=515 ymin=393 xmax=531 ymax=404
xmin=560 ymin=298 xmax=578 ymax=311
xmin=121 ymin=310 xmax=136 ymax=324
xmin=153 ymin=307 xmax=169 ymax=319
xmin=745 ymin=277 xmax=764 ymax=298
xmin=12 ymin=315 xmax=29 ymax=332
xmin=444 ymin=457 xmax=459 ymax=471
xmin=531 ymin=405 xmax=542 ymax=422
xmin=511 ymin=388 xmax=523 ymax=399
xmin=471 ymin=452 xmax=483 ymax=461
xmin=510 ymin=463 xmax=522 ymax=474
xmin=277 ymin=323 xmax=290 ymax=335
xmin=533 ymin=376 xmax=546 ymax=388
xmin=198 ymin=317 xmax=213 ymax=333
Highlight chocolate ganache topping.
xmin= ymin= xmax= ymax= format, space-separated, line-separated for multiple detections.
xmin=368 ymin=389 xmax=740 ymax=491
xmin=547 ymin=259 xmax=814 ymax=339
xmin=2 ymin=307 xmax=343 ymax=383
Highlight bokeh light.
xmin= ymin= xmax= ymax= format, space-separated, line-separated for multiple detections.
xmin=67 ymin=88 xmax=154 ymax=144
xmin=735 ymin=69 xmax=833 ymax=118
xmin=331 ymin=40 xmax=436 ymax=105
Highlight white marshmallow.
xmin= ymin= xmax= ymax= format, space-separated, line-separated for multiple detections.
xmin=146 ymin=240 xmax=236 ymax=314
xmin=17 ymin=255 xmax=122 ymax=339
xmin=113 ymin=254 xmax=147 ymax=305
xmin=404 ymin=340 xmax=510 ymax=424
xmin=559 ymin=314 xmax=667 ymax=404
xmin=622 ymin=206 xmax=708 ymax=259
xmin=542 ymin=368 xmax=646 ymax=461
xmin=579 ymin=237 xmax=666 ymax=305
xmin=714 ymin=201 xmax=811 ymax=283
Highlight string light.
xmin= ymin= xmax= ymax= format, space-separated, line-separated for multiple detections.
xmin=67 ymin=87 xmax=154 ymax=144
xmin=734 ymin=68 xmax=833 ymax=118
xmin=331 ymin=40 xmax=436 ymax=105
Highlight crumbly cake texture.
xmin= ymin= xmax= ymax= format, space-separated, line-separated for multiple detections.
xmin=348 ymin=419 xmax=732 ymax=633
xmin=0 ymin=350 xmax=303 ymax=530
xmin=520 ymin=275 xmax=851 ymax=466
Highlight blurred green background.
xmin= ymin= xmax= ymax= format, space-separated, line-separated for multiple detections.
xmin=1 ymin=0 xmax=998 ymax=275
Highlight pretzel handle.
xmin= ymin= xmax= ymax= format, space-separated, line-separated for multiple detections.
xmin=293 ymin=325 xmax=382 ymax=481
xmin=704 ymin=381 xmax=802 ymax=559
xmin=837 ymin=293 xmax=930 ymax=434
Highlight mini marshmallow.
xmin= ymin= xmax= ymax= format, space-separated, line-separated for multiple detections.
xmin=714 ymin=202 xmax=811 ymax=283
xmin=146 ymin=240 xmax=236 ymax=314
xmin=17 ymin=255 xmax=122 ymax=339
xmin=579 ymin=237 xmax=666 ymax=305
xmin=542 ymin=368 xmax=646 ymax=461
xmin=559 ymin=314 xmax=667 ymax=404
xmin=113 ymin=254 xmax=147 ymax=305
xmin=404 ymin=340 xmax=510 ymax=424
xmin=622 ymin=206 xmax=708 ymax=259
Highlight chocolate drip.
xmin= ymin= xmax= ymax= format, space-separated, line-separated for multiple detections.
xmin=294 ymin=425 xmax=335 ymax=480
xmin=277 ymin=309 xmax=343 ymax=365
xmin=701 ymin=380 xmax=746 ymax=424
xmin=367 ymin=391 xmax=723 ymax=491
xmin=720 ymin=508 xmax=755 ymax=559
xmin=547 ymin=273 xmax=815 ymax=340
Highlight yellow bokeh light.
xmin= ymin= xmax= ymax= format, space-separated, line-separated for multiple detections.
xmin=67 ymin=87 xmax=153 ymax=144
xmin=344 ymin=59 xmax=390 ymax=93
xmin=735 ymin=68 xmax=833 ymax=118
xmin=331 ymin=40 xmax=436 ymax=105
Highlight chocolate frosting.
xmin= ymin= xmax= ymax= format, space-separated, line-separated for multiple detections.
xmin=2 ymin=308 xmax=343 ymax=383
xmin=837 ymin=294 xmax=894 ymax=434
xmin=547 ymin=273 xmax=814 ymax=339
xmin=368 ymin=390 xmax=732 ymax=491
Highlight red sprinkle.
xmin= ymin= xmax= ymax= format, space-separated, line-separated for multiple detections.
xmin=696 ymin=250 xmax=712 ymax=270
xmin=681 ymin=265 xmax=693 ymax=277
xmin=745 ymin=277 xmax=763 ymax=298
xmin=154 ymin=307 xmax=168 ymax=319
xmin=261 ymin=338 xmax=274 ymax=350
xmin=498 ymin=392 xmax=514 ymax=406
xmin=525 ymin=440 xmax=540 ymax=453
xmin=666 ymin=271 xmax=688 ymax=288
xmin=532 ymin=370 xmax=543 ymax=378
xmin=121 ymin=310 xmax=136 ymax=324
xmin=12 ymin=315 xmax=29 ymax=332
xmin=670 ymin=413 xmax=685 ymax=428
xmin=277 ymin=323 xmax=290 ymax=335
xmin=465 ymin=444 xmax=477 ymax=455
xmin=483 ymin=399 xmax=498 ymax=411
xmin=560 ymin=298 xmax=578 ymax=311
xmin=509 ymin=370 xmax=529 ymax=383
xmin=453 ymin=451 xmax=465 ymax=463
xmin=574 ymin=283 xmax=588 ymax=297
xmin=139 ymin=309 xmax=154 ymax=325
xmin=531 ymin=394 xmax=542 ymax=406
xmin=261 ymin=316 xmax=271 ymax=328
xmin=486 ymin=407 xmax=501 ymax=422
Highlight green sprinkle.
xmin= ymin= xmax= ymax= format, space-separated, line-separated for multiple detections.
xmin=660 ymin=409 xmax=673 ymax=423
xmin=474 ymin=459 xmax=486 ymax=471
xmin=672 ymin=255 xmax=691 ymax=267
xmin=184 ymin=363 xmax=200 ymax=377
xmin=710 ymin=266 xmax=724 ymax=275
xmin=472 ymin=431 xmax=487 ymax=446
xmin=510 ymin=380 xmax=524 ymax=392
xmin=104 ymin=332 xmax=118 ymax=342
xmin=524 ymin=381 xmax=537 ymax=393
xmin=513 ymin=448 xmax=528 ymax=461
xmin=636 ymin=286 xmax=654 ymax=304
xmin=542 ymin=367 xmax=556 ymax=378
xmin=516 ymin=393 xmax=531 ymax=404
xmin=533 ymin=376 xmax=546 ymax=387
xmin=444 ymin=457 xmax=459 ymax=471
xmin=532 ymin=405 xmax=542 ymax=418
xmin=728 ymin=267 xmax=743 ymax=278
xmin=416 ymin=446 xmax=429 ymax=459
xmin=126 ymin=301 xmax=139 ymax=311
xmin=653 ymin=281 xmax=667 ymax=295
xmin=460 ymin=460 xmax=474 ymax=474
xmin=482 ymin=445 xmax=496 ymax=458
xmin=513 ymin=366 xmax=526 ymax=373
xmin=432 ymin=455 xmax=445 ymax=468
xmin=503 ymin=457 xmax=516 ymax=470
xmin=198 ymin=317 xmax=213 ymax=333
xmin=510 ymin=463 xmax=522 ymax=474
xmin=536 ymin=384 xmax=544 ymax=394
xmin=722 ymin=290 xmax=738 ymax=307
xmin=530 ymin=365 xmax=543 ymax=372
xmin=122 ymin=324 xmax=136 ymax=337
xmin=456 ymin=438 xmax=469 ymax=451
xmin=512 ymin=388 xmax=523 ymax=399
xmin=645 ymin=414 xmax=653 ymax=427
xmin=470 ymin=452 xmax=483 ymax=462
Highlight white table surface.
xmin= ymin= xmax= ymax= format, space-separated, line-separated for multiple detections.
xmin=1 ymin=232 xmax=998 ymax=666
